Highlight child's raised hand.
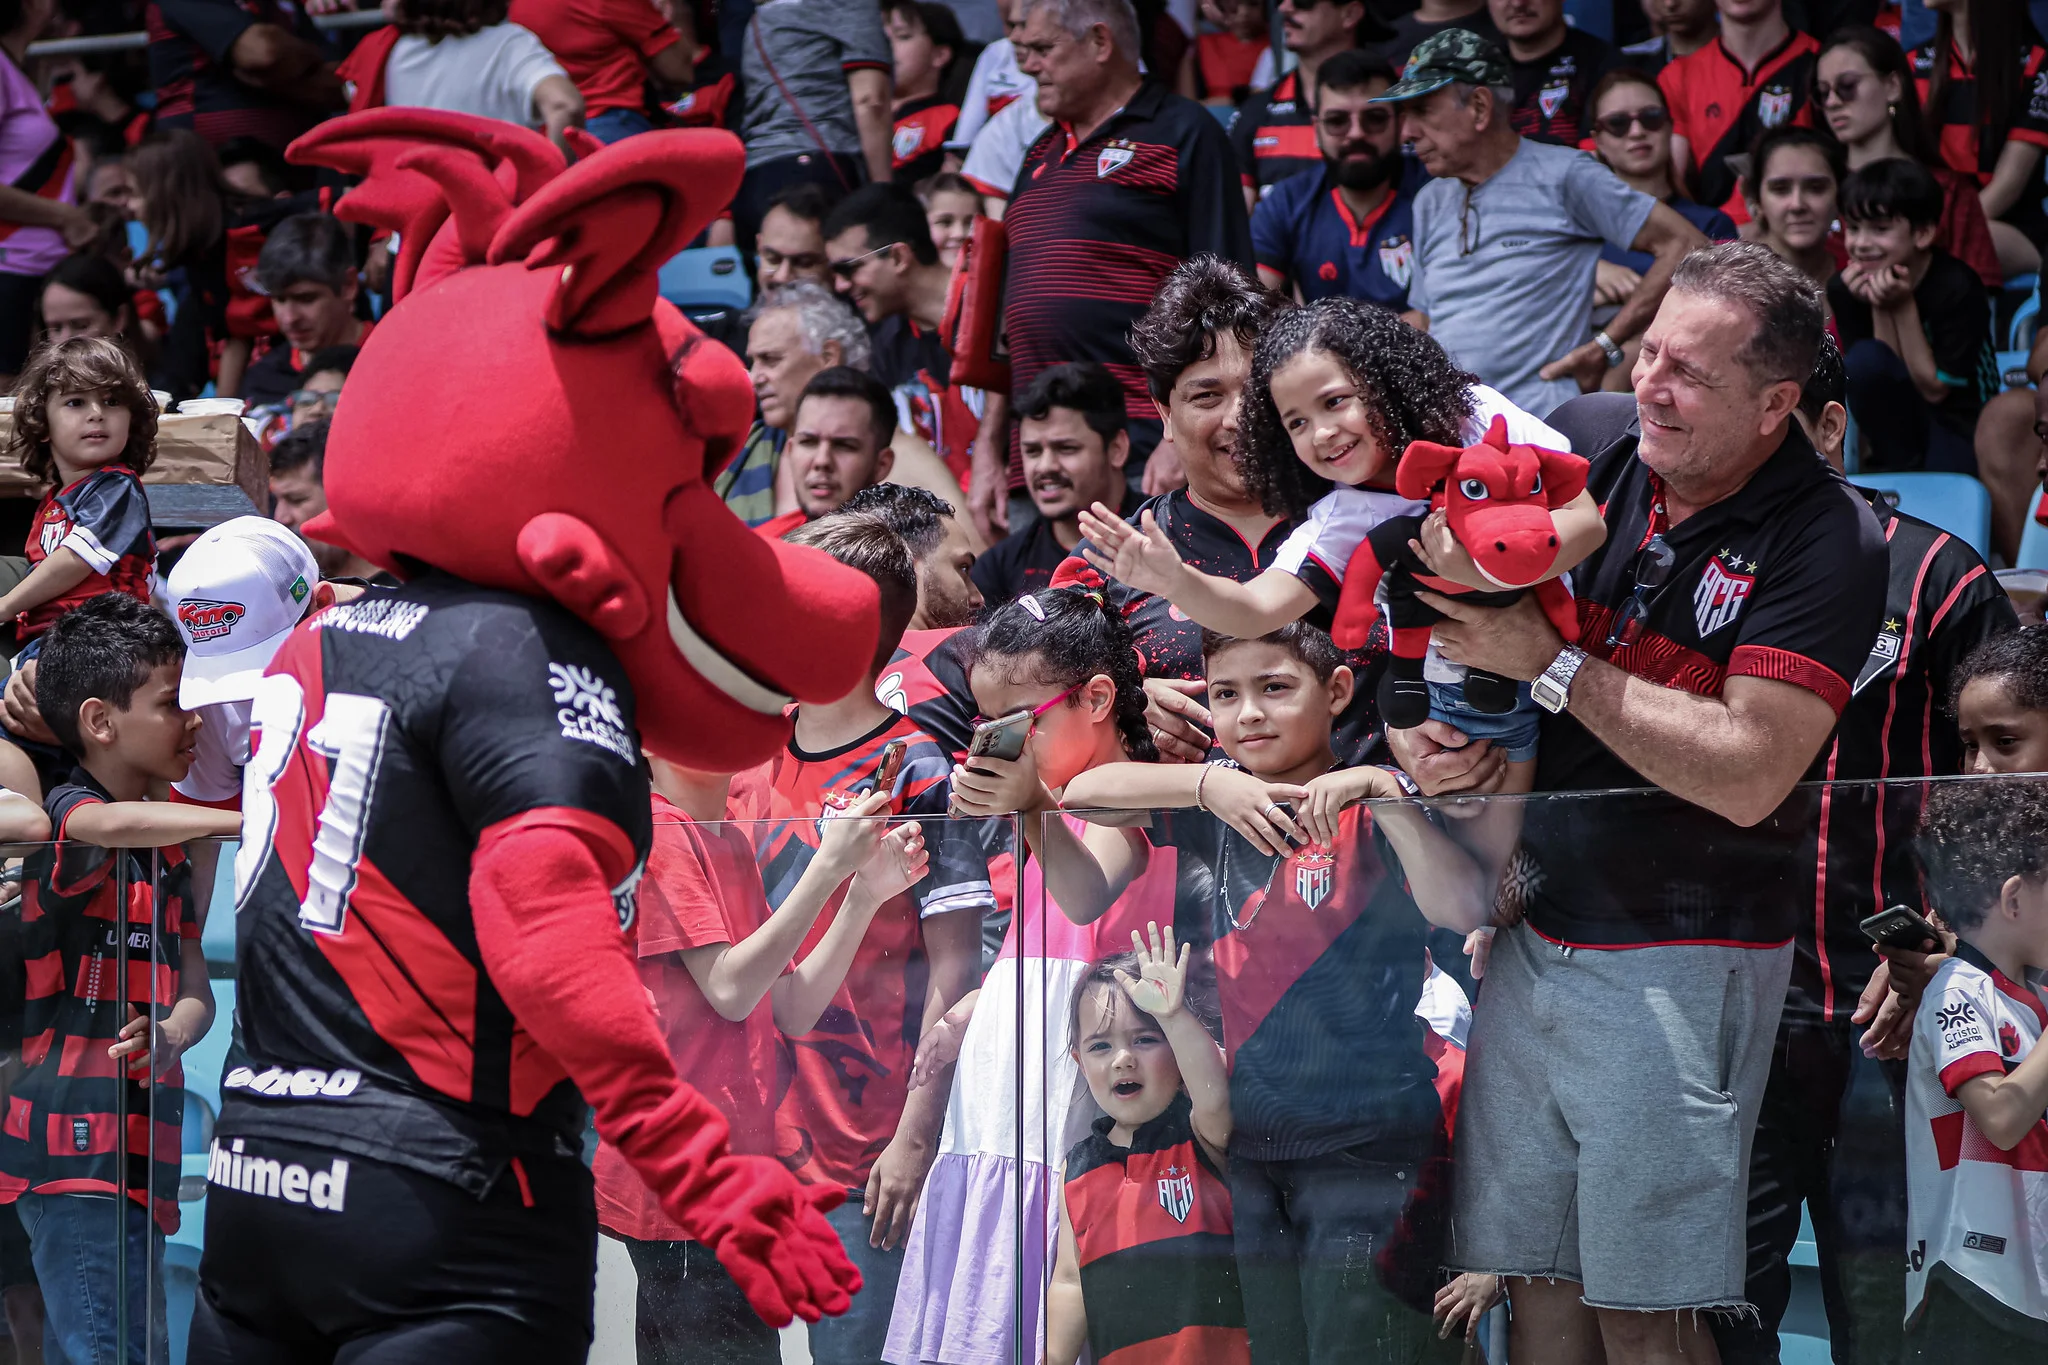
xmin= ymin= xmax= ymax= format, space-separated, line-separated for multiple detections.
xmin=1114 ymin=921 xmax=1189 ymax=1020
xmin=1077 ymin=506 xmax=1187 ymax=600
xmin=1433 ymin=1272 xmax=1504 ymax=1343
xmin=1201 ymin=767 xmax=1309 ymax=856
xmin=853 ymin=821 xmax=929 ymax=903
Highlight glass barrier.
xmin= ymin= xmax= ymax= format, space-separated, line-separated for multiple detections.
xmin=73 ymin=774 xmax=2046 ymax=1363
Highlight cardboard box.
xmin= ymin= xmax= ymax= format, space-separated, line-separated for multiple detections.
xmin=0 ymin=411 xmax=267 ymax=513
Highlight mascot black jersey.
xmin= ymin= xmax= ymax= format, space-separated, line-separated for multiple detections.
xmin=220 ymin=574 xmax=653 ymax=1195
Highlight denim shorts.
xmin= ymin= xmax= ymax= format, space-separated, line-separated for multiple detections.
xmin=1427 ymin=679 xmax=1540 ymax=763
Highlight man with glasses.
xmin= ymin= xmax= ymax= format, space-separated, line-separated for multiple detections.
xmin=1405 ymin=242 xmax=1889 ymax=1365
xmin=1380 ymin=29 xmax=1704 ymax=415
xmin=1229 ymin=0 xmax=1388 ymax=206
xmin=286 ymin=343 xmax=353 ymax=432
xmin=1490 ymin=0 xmax=1623 ymax=146
xmin=1251 ymin=49 xmax=1425 ymax=305
xmin=755 ymin=182 xmax=839 ymax=290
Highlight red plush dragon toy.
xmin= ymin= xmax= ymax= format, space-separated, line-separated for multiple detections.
xmin=187 ymin=111 xmax=874 ymax=1361
xmin=1330 ymin=414 xmax=1587 ymax=729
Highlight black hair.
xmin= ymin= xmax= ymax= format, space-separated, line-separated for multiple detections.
xmin=765 ymin=180 xmax=838 ymax=228
xmin=821 ymin=183 xmax=941 ymax=267
xmin=1238 ymin=296 xmax=1477 ymax=520
xmin=1838 ymin=156 xmax=1943 ymax=231
xmin=1799 ymin=332 xmax=1844 ymax=425
xmin=269 ymin=416 xmax=328 ymax=480
xmin=297 ymin=344 xmax=358 ymax=382
xmin=796 ymin=365 xmax=897 ymax=453
xmin=255 ymin=213 xmax=357 ymax=296
xmin=1127 ymin=255 xmax=1279 ymax=404
xmin=35 ymin=592 xmax=186 ymax=756
xmin=1916 ymin=777 xmax=2048 ymax=933
xmin=1315 ymin=48 xmax=1397 ymax=106
xmin=1744 ymin=124 xmax=1846 ymax=204
xmin=216 ymin=136 xmax=293 ymax=197
xmin=40 ymin=252 xmax=133 ymax=326
xmin=966 ymin=587 xmax=1158 ymax=763
xmin=1014 ymin=360 xmax=1128 ymax=446
xmin=1949 ymin=625 xmax=2047 ymax=716
xmin=1927 ymin=2 xmax=2023 ymax=171
xmin=391 ymin=0 xmax=508 ymax=38
xmin=1200 ymin=621 xmax=1344 ymax=683
xmin=784 ymin=512 xmax=919 ymax=675
xmin=1817 ymin=26 xmax=1943 ymax=169
xmin=841 ymin=483 xmax=954 ymax=559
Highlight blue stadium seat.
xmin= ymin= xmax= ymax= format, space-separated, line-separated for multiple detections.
xmin=657 ymin=245 xmax=751 ymax=314
xmin=2019 ymin=512 xmax=2048 ymax=571
xmin=1863 ymin=472 xmax=1993 ymax=558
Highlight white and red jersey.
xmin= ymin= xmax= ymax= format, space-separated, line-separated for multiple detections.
xmin=1906 ymin=945 xmax=2048 ymax=1334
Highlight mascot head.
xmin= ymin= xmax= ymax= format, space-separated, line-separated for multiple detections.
xmin=287 ymin=111 xmax=878 ymax=770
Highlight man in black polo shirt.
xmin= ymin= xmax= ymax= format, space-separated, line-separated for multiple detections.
xmin=1228 ymin=0 xmax=1387 ymax=206
xmin=969 ymin=0 xmax=1253 ymax=541
xmin=1409 ymin=242 xmax=1888 ymax=1364
xmin=1490 ymin=0 xmax=1625 ymax=146
xmin=973 ymin=360 xmax=1138 ymax=605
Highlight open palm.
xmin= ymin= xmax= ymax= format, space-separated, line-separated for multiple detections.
xmin=1078 ymin=507 xmax=1185 ymax=598
xmin=1115 ymin=922 xmax=1188 ymax=1019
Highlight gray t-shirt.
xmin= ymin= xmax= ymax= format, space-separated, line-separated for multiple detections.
xmin=1408 ymin=139 xmax=1655 ymax=419
xmin=739 ymin=0 xmax=891 ymax=169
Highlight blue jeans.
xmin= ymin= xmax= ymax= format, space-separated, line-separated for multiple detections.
xmin=1842 ymin=337 xmax=1978 ymax=474
xmin=16 ymin=1193 xmax=167 ymax=1365
xmin=1428 ymin=678 xmax=1541 ymax=762
xmin=807 ymin=1192 xmax=905 ymax=1365
xmin=585 ymin=107 xmax=654 ymax=144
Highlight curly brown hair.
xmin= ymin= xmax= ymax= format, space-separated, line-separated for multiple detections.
xmin=1236 ymin=298 xmax=1477 ymax=520
xmin=1916 ymin=776 xmax=2048 ymax=934
xmin=9 ymin=337 xmax=159 ymax=486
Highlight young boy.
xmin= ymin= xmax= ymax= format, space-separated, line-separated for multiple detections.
xmin=750 ymin=512 xmax=992 ymax=1357
xmin=1828 ymin=158 xmax=2000 ymax=475
xmin=1904 ymin=777 xmax=2048 ymax=1362
xmin=1062 ymin=622 xmax=1488 ymax=1365
xmin=0 ymin=593 xmax=238 ymax=1364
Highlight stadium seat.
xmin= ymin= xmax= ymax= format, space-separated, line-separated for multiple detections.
xmin=2019 ymin=513 xmax=2048 ymax=571
xmin=657 ymin=245 xmax=751 ymax=314
xmin=1863 ymin=472 xmax=1993 ymax=559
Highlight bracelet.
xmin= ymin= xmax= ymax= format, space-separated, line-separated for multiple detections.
xmin=1593 ymin=330 xmax=1625 ymax=368
xmin=1195 ymin=764 xmax=1212 ymax=811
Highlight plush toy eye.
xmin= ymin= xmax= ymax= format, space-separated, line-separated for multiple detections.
xmin=1529 ymin=473 xmax=1543 ymax=494
xmin=1459 ymin=478 xmax=1489 ymax=501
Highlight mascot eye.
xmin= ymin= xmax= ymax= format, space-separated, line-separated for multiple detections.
xmin=1459 ymin=478 xmax=1489 ymax=501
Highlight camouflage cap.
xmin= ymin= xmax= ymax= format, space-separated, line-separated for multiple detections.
xmin=1371 ymin=28 xmax=1511 ymax=103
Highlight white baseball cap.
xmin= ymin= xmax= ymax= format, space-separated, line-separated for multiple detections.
xmin=168 ymin=516 xmax=321 ymax=708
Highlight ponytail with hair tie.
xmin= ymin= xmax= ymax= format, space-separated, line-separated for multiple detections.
xmin=967 ymin=587 xmax=1159 ymax=763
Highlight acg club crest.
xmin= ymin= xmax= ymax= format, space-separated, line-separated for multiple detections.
xmin=1294 ymin=848 xmax=1335 ymax=910
xmin=1757 ymin=85 xmax=1793 ymax=127
xmin=1693 ymin=551 xmax=1755 ymax=637
xmin=1157 ymin=1166 xmax=1194 ymax=1223
xmin=1097 ymin=144 xmax=1134 ymax=178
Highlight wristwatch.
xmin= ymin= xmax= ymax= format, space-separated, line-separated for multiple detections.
xmin=1532 ymin=645 xmax=1589 ymax=715
xmin=1593 ymin=330 xmax=1625 ymax=368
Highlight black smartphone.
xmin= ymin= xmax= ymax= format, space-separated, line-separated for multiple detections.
xmin=1859 ymin=903 xmax=1942 ymax=953
xmin=966 ymin=709 xmax=1033 ymax=764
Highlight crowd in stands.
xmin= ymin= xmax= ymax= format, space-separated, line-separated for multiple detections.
xmin=0 ymin=0 xmax=2041 ymax=1362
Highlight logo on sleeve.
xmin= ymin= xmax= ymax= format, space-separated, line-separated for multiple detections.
xmin=612 ymin=856 xmax=644 ymax=931
xmin=177 ymin=598 xmax=247 ymax=642
xmin=1158 ymin=1166 xmax=1195 ymax=1223
xmin=1937 ymin=1001 xmax=1983 ymax=1048
xmin=1999 ymin=1020 xmax=2022 ymax=1057
xmin=1294 ymin=848 xmax=1335 ymax=910
xmin=1693 ymin=551 xmax=1755 ymax=637
xmin=548 ymin=662 xmax=634 ymax=762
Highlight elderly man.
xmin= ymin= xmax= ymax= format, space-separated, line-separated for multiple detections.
xmin=968 ymin=0 xmax=1252 ymax=542
xmin=1379 ymin=29 xmax=1706 ymax=416
xmin=723 ymin=282 xmax=873 ymax=526
xmin=1401 ymin=242 xmax=1887 ymax=1365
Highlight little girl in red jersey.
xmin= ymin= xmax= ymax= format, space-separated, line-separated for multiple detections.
xmin=0 ymin=337 xmax=158 ymax=645
xmin=1047 ymin=923 xmax=1246 ymax=1365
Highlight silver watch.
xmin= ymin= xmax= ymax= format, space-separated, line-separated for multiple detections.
xmin=1532 ymin=645 xmax=1589 ymax=715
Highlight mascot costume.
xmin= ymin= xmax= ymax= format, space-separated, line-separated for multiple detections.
xmin=188 ymin=110 xmax=875 ymax=1362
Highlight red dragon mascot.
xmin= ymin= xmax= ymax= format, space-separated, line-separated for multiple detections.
xmin=1330 ymin=415 xmax=1587 ymax=729
xmin=188 ymin=110 xmax=872 ymax=1362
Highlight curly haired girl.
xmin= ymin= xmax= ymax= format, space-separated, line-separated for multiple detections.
xmin=0 ymin=336 xmax=158 ymax=643
xmin=1075 ymin=298 xmax=1603 ymax=773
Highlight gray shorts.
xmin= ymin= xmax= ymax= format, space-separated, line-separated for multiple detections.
xmin=1447 ymin=922 xmax=1792 ymax=1312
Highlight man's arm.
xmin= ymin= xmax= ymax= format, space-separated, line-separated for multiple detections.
xmin=226 ymin=24 xmax=343 ymax=107
xmin=968 ymin=392 xmax=1012 ymax=544
xmin=533 ymin=75 xmax=587 ymax=150
xmin=1540 ymin=200 xmax=1707 ymax=392
xmin=849 ymin=68 xmax=895 ymax=185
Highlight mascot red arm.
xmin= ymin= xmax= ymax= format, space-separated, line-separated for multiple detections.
xmin=285 ymin=111 xmax=870 ymax=1326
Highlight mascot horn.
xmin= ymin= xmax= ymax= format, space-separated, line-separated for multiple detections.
xmin=184 ymin=110 xmax=865 ymax=1365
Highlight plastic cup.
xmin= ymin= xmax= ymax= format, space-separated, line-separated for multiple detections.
xmin=177 ymin=398 xmax=246 ymax=417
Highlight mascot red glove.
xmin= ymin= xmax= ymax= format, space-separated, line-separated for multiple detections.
xmin=245 ymin=110 xmax=870 ymax=1330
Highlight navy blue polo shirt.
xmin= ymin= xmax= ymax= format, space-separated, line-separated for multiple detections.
xmin=1250 ymin=157 xmax=1429 ymax=308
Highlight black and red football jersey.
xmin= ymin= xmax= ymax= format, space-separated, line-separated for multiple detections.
xmin=20 ymin=466 xmax=155 ymax=641
xmin=218 ymin=573 xmax=653 ymax=1196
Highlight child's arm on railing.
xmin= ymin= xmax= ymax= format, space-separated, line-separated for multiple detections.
xmin=61 ymin=801 xmax=240 ymax=848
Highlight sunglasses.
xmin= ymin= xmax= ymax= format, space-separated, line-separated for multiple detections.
xmin=1592 ymin=106 xmax=1670 ymax=137
xmin=1605 ymin=534 xmax=1676 ymax=649
xmin=1811 ymin=74 xmax=1862 ymax=105
xmin=1318 ymin=108 xmax=1395 ymax=136
xmin=829 ymin=243 xmax=894 ymax=280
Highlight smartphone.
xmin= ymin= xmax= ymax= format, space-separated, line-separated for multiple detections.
xmin=1859 ymin=903 xmax=1941 ymax=953
xmin=966 ymin=709 xmax=1033 ymax=764
xmin=875 ymin=738 xmax=906 ymax=790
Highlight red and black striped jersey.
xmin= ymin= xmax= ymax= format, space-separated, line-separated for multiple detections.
xmin=21 ymin=466 xmax=155 ymax=642
xmin=146 ymin=0 xmax=331 ymax=148
xmin=1913 ymin=38 xmax=2048 ymax=185
xmin=0 ymin=772 xmax=194 ymax=1232
xmin=891 ymin=95 xmax=958 ymax=185
xmin=1227 ymin=69 xmax=1317 ymax=198
xmin=1063 ymin=1092 xmax=1248 ymax=1365
xmin=218 ymin=574 xmax=653 ymax=1196
xmin=1659 ymin=30 xmax=1819 ymax=221
xmin=1791 ymin=492 xmax=2017 ymax=1023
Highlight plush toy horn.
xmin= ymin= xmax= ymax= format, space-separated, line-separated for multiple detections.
xmin=488 ymin=129 xmax=745 ymax=338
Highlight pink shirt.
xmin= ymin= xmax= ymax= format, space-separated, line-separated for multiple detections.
xmin=0 ymin=53 xmax=71 ymax=278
